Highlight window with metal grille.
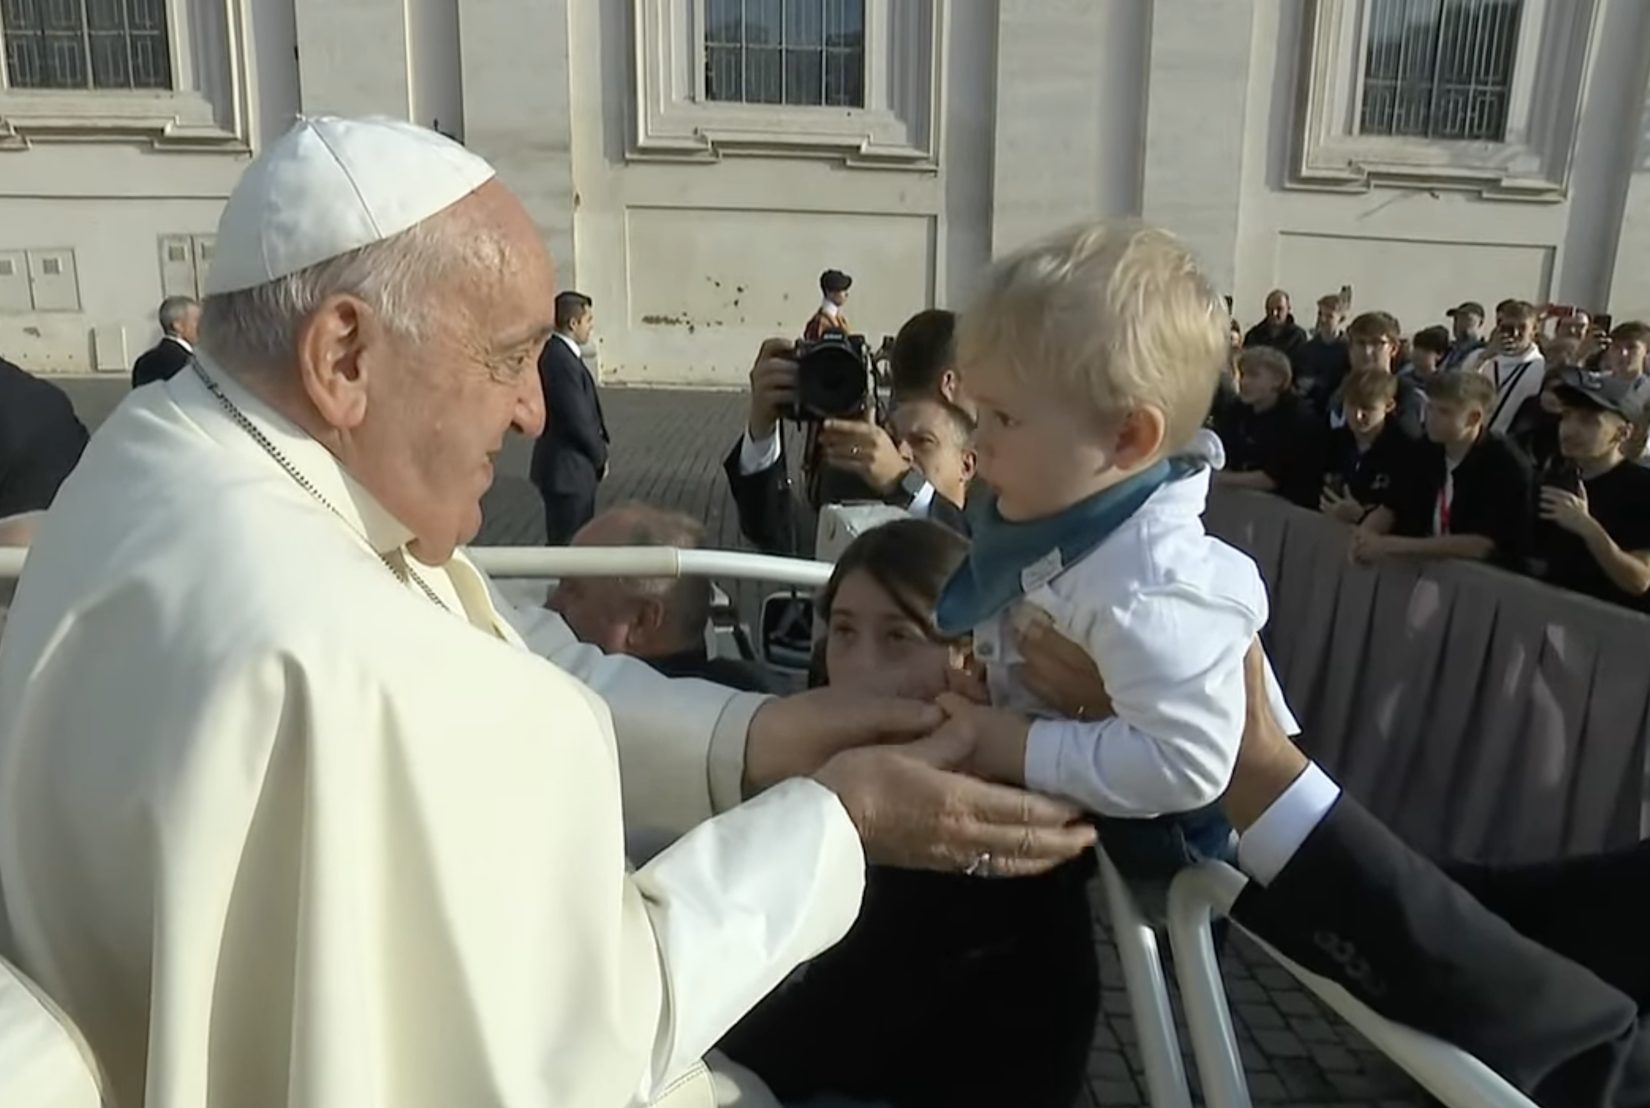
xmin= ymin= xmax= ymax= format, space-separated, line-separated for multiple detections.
xmin=704 ymin=0 xmax=864 ymax=108
xmin=1359 ymin=0 xmax=1522 ymax=141
xmin=2 ymin=0 xmax=173 ymax=91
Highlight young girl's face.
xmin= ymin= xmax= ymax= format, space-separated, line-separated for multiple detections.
xmin=824 ymin=570 xmax=963 ymax=697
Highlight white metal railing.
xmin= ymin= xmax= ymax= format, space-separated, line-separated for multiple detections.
xmin=0 ymin=546 xmax=836 ymax=589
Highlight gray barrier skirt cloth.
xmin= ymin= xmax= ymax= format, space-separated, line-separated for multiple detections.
xmin=1205 ymin=489 xmax=1650 ymax=865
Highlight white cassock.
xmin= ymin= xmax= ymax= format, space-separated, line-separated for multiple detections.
xmin=0 ymin=359 xmax=864 ymax=1108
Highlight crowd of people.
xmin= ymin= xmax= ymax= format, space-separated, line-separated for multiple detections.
xmin=1214 ymin=291 xmax=1650 ymax=612
xmin=0 ymin=113 xmax=1646 ymax=1108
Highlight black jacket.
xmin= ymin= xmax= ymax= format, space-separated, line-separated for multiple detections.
xmin=1219 ymin=392 xmax=1328 ymax=509
xmin=530 ymin=335 xmax=609 ymax=497
xmin=131 ymin=337 xmax=192 ymax=389
xmin=0 ymin=357 xmax=88 ymax=517
xmin=1291 ymin=335 xmax=1351 ymax=414
xmin=1234 ymin=795 xmax=1650 ymax=1108
xmin=1378 ymin=431 xmax=1534 ymax=566
xmin=1243 ymin=316 xmax=1310 ymax=360
xmin=722 ymin=431 xmax=969 ymax=557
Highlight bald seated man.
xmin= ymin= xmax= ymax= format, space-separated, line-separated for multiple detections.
xmin=550 ymin=503 xmax=772 ymax=692
xmin=0 ymin=117 xmax=1095 ymax=1108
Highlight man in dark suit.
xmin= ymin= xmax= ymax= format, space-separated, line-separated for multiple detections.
xmin=131 ymin=296 xmax=200 ymax=389
xmin=724 ymin=318 xmax=971 ymax=557
xmin=1222 ymin=650 xmax=1650 ymax=1108
xmin=531 ymin=291 xmax=609 ymax=545
xmin=0 ymin=356 xmax=89 ymax=518
xmin=1015 ymin=633 xmax=1650 ymax=1107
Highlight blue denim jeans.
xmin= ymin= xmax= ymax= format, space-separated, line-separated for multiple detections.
xmin=1095 ymin=802 xmax=1237 ymax=921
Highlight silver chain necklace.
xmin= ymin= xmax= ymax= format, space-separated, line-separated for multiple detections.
xmin=191 ymin=361 xmax=451 ymax=612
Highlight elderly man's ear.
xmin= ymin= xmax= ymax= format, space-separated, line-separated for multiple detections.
xmin=295 ymin=294 xmax=382 ymax=430
xmin=624 ymin=597 xmax=668 ymax=651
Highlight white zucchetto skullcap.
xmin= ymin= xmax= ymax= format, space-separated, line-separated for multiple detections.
xmin=205 ymin=115 xmax=497 ymax=296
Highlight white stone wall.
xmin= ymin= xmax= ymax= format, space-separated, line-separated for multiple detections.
xmin=3 ymin=0 xmax=1649 ymax=379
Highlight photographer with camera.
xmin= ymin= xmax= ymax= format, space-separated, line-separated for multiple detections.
xmin=724 ymin=312 xmax=971 ymax=556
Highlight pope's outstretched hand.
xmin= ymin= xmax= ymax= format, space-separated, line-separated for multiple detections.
xmin=745 ymin=685 xmax=1098 ymax=876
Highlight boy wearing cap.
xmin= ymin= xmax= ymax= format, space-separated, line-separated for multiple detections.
xmin=805 ymin=269 xmax=853 ymax=342
xmin=1533 ymin=371 xmax=1650 ymax=611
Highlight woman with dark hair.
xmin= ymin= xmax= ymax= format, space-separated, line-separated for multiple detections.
xmin=719 ymin=519 xmax=1100 ymax=1108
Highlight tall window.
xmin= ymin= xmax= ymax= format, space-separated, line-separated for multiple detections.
xmin=1359 ymin=0 xmax=1522 ymax=141
xmin=704 ymin=0 xmax=864 ymax=108
xmin=2 ymin=0 xmax=173 ymax=91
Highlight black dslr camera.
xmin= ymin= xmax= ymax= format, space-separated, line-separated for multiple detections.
xmin=789 ymin=333 xmax=873 ymax=420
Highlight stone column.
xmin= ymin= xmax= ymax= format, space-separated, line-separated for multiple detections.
xmin=1139 ymin=0 xmax=1255 ymax=294
xmin=293 ymin=0 xmax=412 ymax=118
xmin=988 ymin=0 xmax=1150 ymax=257
xmin=457 ymin=0 xmax=578 ymax=287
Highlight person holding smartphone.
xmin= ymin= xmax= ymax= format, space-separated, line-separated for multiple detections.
xmin=1532 ymin=370 xmax=1650 ymax=611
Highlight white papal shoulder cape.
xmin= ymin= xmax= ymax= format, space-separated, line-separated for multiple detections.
xmin=0 ymin=361 xmax=863 ymax=1107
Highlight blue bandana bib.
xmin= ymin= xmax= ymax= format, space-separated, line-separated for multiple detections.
xmin=935 ymin=460 xmax=1187 ymax=636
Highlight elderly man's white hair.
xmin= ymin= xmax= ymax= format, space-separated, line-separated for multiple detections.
xmin=199 ymin=215 xmax=482 ymax=375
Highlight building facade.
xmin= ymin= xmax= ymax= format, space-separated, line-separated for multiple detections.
xmin=3 ymin=0 xmax=1649 ymax=383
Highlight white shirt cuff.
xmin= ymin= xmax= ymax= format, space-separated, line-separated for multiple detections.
xmin=1235 ymin=761 xmax=1340 ymax=886
xmin=737 ymin=429 xmax=782 ymax=477
xmin=908 ymin=478 xmax=936 ymax=517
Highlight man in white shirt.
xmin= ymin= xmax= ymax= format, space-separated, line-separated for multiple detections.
xmin=0 ymin=117 xmax=1095 ymax=1108
xmin=724 ymin=338 xmax=968 ymax=556
xmin=1465 ymin=299 xmax=1545 ymax=435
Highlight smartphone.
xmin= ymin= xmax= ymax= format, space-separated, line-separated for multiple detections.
xmin=1339 ymin=284 xmax=1354 ymax=309
xmin=1324 ymin=473 xmax=1348 ymax=498
xmin=1595 ymin=312 xmax=1613 ymax=334
xmin=1223 ymin=294 xmax=1234 ymax=313
xmin=1542 ymin=460 xmax=1584 ymax=497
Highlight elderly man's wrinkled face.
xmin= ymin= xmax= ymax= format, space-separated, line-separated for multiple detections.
xmin=351 ymin=183 xmax=553 ymax=563
xmin=1265 ymin=292 xmax=1290 ymax=326
xmin=549 ymin=575 xmax=654 ymax=655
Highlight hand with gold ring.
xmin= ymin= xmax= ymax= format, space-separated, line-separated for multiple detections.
xmin=818 ymin=417 xmax=907 ymax=493
xmin=1014 ymin=615 xmax=1113 ymax=724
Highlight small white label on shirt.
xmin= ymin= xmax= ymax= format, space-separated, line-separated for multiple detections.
xmin=974 ymin=622 xmax=999 ymax=661
xmin=1020 ymin=549 xmax=1064 ymax=594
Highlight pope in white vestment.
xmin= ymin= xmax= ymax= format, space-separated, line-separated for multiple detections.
xmin=0 ymin=118 xmax=868 ymax=1108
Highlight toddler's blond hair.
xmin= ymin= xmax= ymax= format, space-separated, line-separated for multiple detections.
xmin=960 ymin=221 xmax=1227 ymax=452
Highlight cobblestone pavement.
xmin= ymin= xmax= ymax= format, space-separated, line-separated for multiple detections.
xmin=61 ymin=376 xmax=1427 ymax=1108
